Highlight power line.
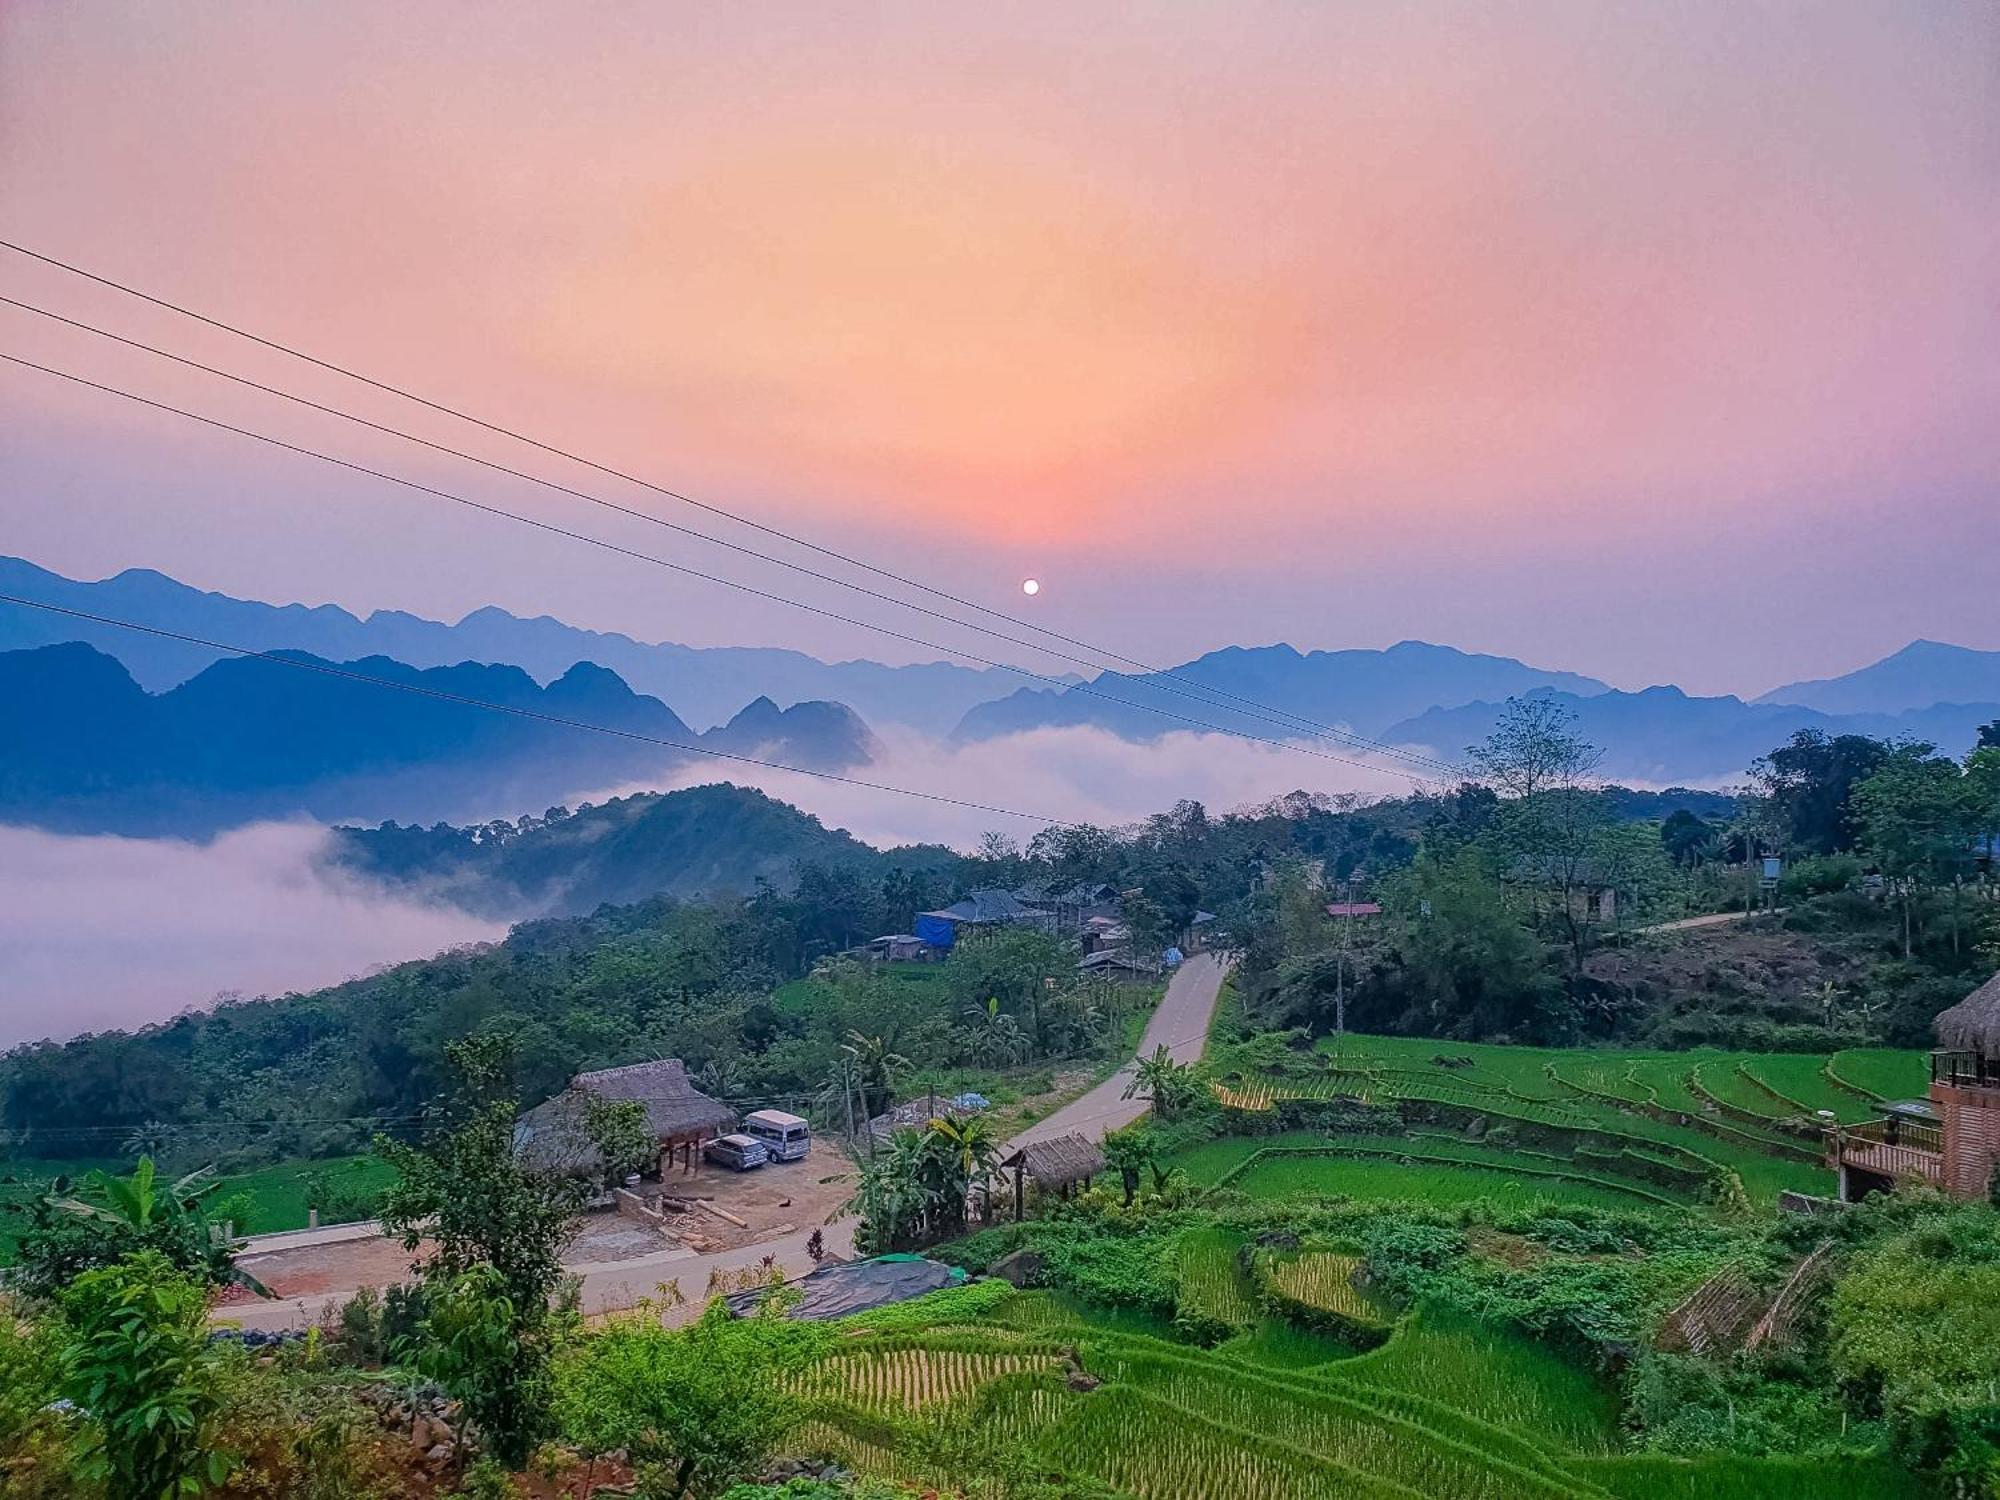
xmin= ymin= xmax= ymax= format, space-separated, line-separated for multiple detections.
xmin=0 ymin=238 xmax=1468 ymax=778
xmin=0 ymin=348 xmax=1441 ymax=785
xmin=0 ymin=591 xmax=1066 ymax=824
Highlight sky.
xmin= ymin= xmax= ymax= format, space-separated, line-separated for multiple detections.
xmin=2 ymin=2 xmax=1997 ymax=698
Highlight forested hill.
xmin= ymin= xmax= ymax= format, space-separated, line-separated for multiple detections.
xmin=335 ymin=782 xmax=954 ymax=918
xmin=0 ymin=641 xmax=876 ymax=836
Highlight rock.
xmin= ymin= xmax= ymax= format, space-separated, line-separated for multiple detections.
xmin=423 ymin=1442 xmax=454 ymax=1468
xmin=1067 ymin=1371 xmax=1102 ymax=1392
xmin=990 ymin=1248 xmax=1045 ymax=1287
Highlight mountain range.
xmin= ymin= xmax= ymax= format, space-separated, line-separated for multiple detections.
xmin=0 ymin=555 xmax=1042 ymax=735
xmin=0 ymin=642 xmax=875 ymax=836
xmin=1387 ymin=688 xmax=2000 ymax=784
xmin=950 ymin=640 xmax=1612 ymax=744
xmin=5 ymin=555 xmax=2000 ymax=811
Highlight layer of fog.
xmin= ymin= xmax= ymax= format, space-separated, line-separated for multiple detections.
xmin=0 ymin=727 xmax=1436 ymax=1046
xmin=0 ymin=822 xmax=502 ymax=1048
xmin=586 ymin=724 xmax=1440 ymax=851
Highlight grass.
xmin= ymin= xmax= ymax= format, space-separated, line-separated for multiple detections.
xmin=1266 ymin=1251 xmax=1382 ymax=1324
xmin=213 ymin=1154 xmax=397 ymax=1234
xmin=1216 ymin=1318 xmax=1364 ymax=1370
xmin=1580 ymin=1453 xmax=1929 ymax=1500
xmin=1224 ymin=1153 xmax=1663 ymax=1212
xmin=800 ymin=1285 xmax=1903 ymax=1500
xmin=1736 ymin=1054 xmax=1876 ymax=1123
xmin=1344 ymin=1308 xmax=1620 ymax=1455
xmin=0 ymin=1152 xmax=393 ymax=1259
xmin=1829 ymin=1048 xmax=1930 ymax=1101
xmin=1175 ymin=1227 xmax=1255 ymax=1328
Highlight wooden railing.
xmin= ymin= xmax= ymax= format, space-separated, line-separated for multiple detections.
xmin=1830 ymin=1118 xmax=1943 ymax=1184
xmin=1841 ymin=1117 xmax=1943 ymax=1154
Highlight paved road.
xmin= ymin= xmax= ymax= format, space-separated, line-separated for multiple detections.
xmin=220 ymin=953 xmax=1232 ymax=1332
xmin=1002 ymin=949 xmax=1232 ymax=1155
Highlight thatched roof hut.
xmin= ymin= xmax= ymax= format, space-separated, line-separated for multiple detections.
xmin=514 ymin=1059 xmax=736 ymax=1176
xmin=1934 ymin=972 xmax=2000 ymax=1056
xmin=1003 ymin=1132 xmax=1106 ymax=1190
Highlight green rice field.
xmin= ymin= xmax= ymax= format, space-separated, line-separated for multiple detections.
xmin=794 ymin=1278 xmax=1923 ymax=1500
xmin=1279 ymin=1032 xmax=1906 ymax=1204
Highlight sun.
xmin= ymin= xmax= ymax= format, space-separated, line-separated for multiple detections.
xmin=1021 ymin=579 xmax=1041 ymax=597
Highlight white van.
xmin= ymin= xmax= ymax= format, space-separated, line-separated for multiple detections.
xmin=742 ymin=1108 xmax=811 ymax=1163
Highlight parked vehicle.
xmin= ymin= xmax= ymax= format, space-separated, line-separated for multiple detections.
xmin=703 ymin=1133 xmax=769 ymax=1171
xmin=742 ymin=1108 xmax=811 ymax=1162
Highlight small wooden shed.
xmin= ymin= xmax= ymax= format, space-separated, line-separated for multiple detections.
xmin=1000 ymin=1132 xmax=1107 ymax=1221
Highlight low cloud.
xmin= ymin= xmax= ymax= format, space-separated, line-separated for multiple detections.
xmin=0 ymin=822 xmax=502 ymax=1047
xmin=586 ymin=725 xmax=1438 ymax=850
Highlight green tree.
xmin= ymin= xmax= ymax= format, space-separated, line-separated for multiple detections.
xmin=1751 ymin=729 xmax=1892 ymax=855
xmin=585 ymin=1096 xmax=657 ymax=1186
xmin=398 ymin=1264 xmax=547 ymax=1475
xmin=841 ymin=1032 xmax=911 ymax=1122
xmin=1100 ymin=1124 xmax=1157 ymax=1207
xmin=376 ymin=1033 xmax=586 ymax=1467
xmin=1851 ymin=744 xmax=1976 ymax=958
xmin=60 ymin=1251 xmax=234 ymax=1500
xmin=556 ymin=1299 xmax=831 ymax=1498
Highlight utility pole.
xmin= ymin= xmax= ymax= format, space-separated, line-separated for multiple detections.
xmin=1334 ymin=875 xmax=1357 ymax=1035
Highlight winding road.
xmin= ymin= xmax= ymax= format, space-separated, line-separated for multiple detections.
xmin=221 ymin=951 xmax=1233 ymax=1331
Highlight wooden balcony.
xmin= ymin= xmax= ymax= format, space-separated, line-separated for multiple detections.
xmin=1829 ymin=1117 xmax=1943 ymax=1187
xmin=1933 ymin=1049 xmax=2000 ymax=1091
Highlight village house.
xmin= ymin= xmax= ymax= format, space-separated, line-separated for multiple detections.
xmin=513 ymin=1058 xmax=737 ymax=1180
xmin=1828 ymin=971 xmax=2000 ymax=1201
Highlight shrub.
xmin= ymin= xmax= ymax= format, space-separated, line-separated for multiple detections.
xmin=59 ymin=1251 xmax=235 ymax=1500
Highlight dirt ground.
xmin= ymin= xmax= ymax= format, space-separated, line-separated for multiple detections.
xmin=225 ymin=1138 xmax=858 ymax=1299
xmin=229 ymin=1233 xmax=428 ymax=1300
xmin=620 ymin=1136 xmax=856 ymax=1253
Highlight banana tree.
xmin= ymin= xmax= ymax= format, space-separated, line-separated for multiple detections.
xmin=50 ymin=1156 xmax=273 ymax=1298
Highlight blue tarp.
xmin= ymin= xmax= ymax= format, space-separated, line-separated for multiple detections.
xmin=914 ymin=912 xmax=956 ymax=950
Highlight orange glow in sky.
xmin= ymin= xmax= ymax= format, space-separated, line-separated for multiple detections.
xmin=1 ymin=2 xmax=1996 ymax=691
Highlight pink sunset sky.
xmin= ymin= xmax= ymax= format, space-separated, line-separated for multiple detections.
xmin=1 ymin=1 xmax=1995 ymax=697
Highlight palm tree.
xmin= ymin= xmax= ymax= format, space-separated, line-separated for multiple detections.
xmin=844 ymin=1031 xmax=911 ymax=1120
xmin=962 ymin=998 xmax=1027 ymax=1067
xmin=696 ymin=1057 xmax=745 ymax=1101
xmin=121 ymin=1119 xmax=177 ymax=1162
xmin=816 ymin=1052 xmax=864 ymax=1147
xmin=50 ymin=1156 xmax=272 ymax=1296
xmin=1122 ymin=1045 xmax=1200 ymax=1120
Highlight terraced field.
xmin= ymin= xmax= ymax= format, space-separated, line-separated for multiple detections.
xmin=1279 ymin=1033 xmax=1905 ymax=1203
xmin=792 ymin=1284 xmax=1923 ymax=1500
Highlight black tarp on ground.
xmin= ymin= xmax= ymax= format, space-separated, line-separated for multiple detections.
xmin=722 ymin=1254 xmax=963 ymax=1320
